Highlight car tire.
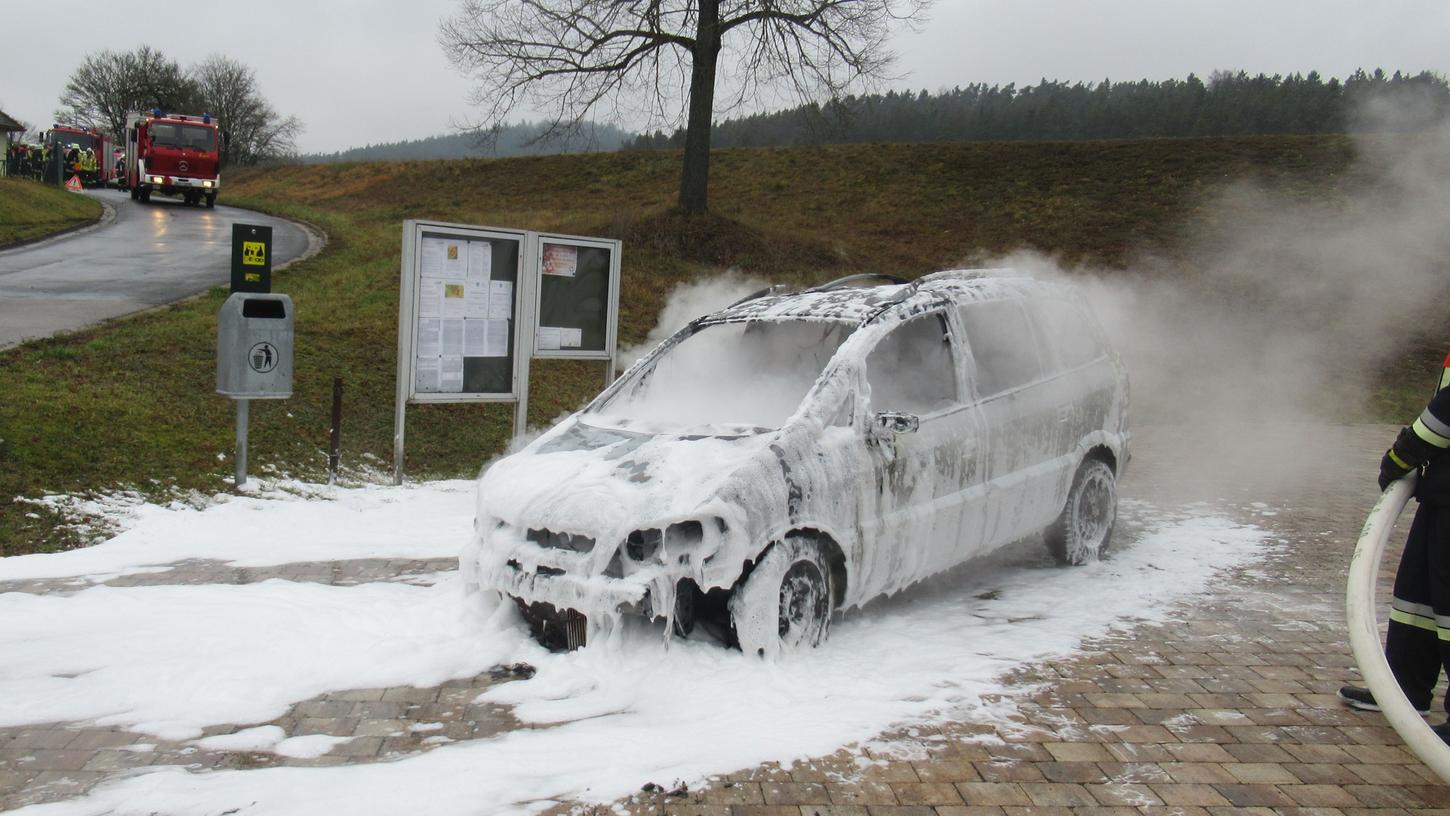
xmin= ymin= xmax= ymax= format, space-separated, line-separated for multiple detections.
xmin=129 ymin=186 xmax=138 ymax=201
xmin=729 ymin=536 xmax=833 ymax=658
xmin=138 ymin=187 xmax=150 ymax=204
xmin=205 ymin=193 xmax=216 ymax=209
xmin=1044 ymin=458 xmax=1117 ymax=565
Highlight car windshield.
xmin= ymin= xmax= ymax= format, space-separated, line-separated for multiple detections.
xmin=588 ymin=319 xmax=853 ymax=434
xmin=150 ymin=123 xmax=215 ymax=151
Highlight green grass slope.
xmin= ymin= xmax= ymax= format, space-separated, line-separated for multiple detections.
xmin=0 ymin=135 xmax=1440 ymax=556
xmin=0 ymin=178 xmax=103 ymax=246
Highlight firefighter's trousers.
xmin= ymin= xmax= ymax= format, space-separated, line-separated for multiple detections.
xmin=1386 ymin=501 xmax=1450 ymax=712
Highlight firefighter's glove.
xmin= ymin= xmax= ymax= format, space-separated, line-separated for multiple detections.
xmin=1379 ymin=447 xmax=1413 ymax=491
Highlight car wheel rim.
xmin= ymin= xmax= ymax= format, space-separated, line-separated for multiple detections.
xmin=778 ymin=561 xmax=827 ymax=646
xmin=1070 ymin=468 xmax=1114 ymax=562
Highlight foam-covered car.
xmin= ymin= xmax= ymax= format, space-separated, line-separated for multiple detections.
xmin=462 ymin=270 xmax=1130 ymax=654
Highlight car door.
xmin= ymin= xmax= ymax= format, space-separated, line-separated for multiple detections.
xmin=956 ymin=298 xmax=1059 ymax=548
xmin=859 ymin=311 xmax=986 ymax=594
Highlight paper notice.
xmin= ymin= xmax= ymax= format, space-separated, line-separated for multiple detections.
xmin=542 ymin=244 xmax=578 ymax=277
xmin=417 ymin=318 xmax=442 ymax=358
xmin=536 ymin=326 xmax=561 ymax=351
xmin=420 ymin=237 xmax=447 ymax=279
xmin=488 ymin=280 xmax=513 ymax=319
xmin=444 ymin=242 xmax=466 ymax=277
xmin=439 ymin=355 xmax=464 ymax=393
xmin=418 ymin=279 xmax=443 ymax=318
xmin=415 ymin=358 xmax=440 ymax=393
xmin=559 ymin=327 xmax=583 ymax=348
xmin=468 ymin=240 xmax=492 ymax=282
xmin=465 ymin=280 xmax=490 ymax=319
xmin=463 ymin=319 xmax=489 ymax=356
xmin=441 ymin=318 xmax=464 ymax=356
xmin=442 ymin=282 xmax=467 ymax=318
xmin=483 ymin=319 xmax=510 ymax=357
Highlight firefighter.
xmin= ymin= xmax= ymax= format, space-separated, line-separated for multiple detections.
xmin=80 ymin=147 xmax=97 ymax=184
xmin=1339 ymin=350 xmax=1450 ymax=734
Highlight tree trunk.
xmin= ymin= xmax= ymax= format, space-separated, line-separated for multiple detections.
xmin=678 ymin=0 xmax=721 ymax=215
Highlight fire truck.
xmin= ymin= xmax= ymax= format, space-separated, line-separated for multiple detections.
xmin=124 ymin=109 xmax=222 ymax=207
xmin=43 ymin=124 xmax=113 ymax=188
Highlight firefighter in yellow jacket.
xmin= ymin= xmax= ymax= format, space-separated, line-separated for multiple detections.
xmin=1340 ymin=351 xmax=1450 ymax=732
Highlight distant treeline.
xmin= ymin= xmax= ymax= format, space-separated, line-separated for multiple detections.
xmin=627 ymin=69 xmax=1450 ymax=150
xmin=303 ymin=121 xmax=630 ymax=163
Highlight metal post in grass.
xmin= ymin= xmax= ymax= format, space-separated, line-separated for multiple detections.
xmin=328 ymin=377 xmax=343 ymax=485
xmin=235 ymin=399 xmax=249 ymax=487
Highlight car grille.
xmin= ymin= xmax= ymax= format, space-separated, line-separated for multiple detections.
xmin=526 ymin=528 xmax=595 ymax=553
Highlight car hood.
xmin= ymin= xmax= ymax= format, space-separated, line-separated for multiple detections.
xmin=475 ymin=420 xmax=783 ymax=545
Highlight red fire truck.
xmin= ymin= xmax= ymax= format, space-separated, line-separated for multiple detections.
xmin=124 ymin=109 xmax=222 ymax=207
xmin=44 ymin=124 xmax=113 ymax=188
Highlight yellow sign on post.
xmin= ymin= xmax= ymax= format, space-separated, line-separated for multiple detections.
xmin=231 ymin=224 xmax=273 ymax=293
xmin=242 ymin=241 xmax=266 ymax=267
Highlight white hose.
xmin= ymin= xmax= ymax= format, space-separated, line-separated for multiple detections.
xmin=1345 ymin=471 xmax=1450 ymax=783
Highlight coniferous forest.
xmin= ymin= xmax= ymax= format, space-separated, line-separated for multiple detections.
xmin=626 ymin=69 xmax=1450 ymax=150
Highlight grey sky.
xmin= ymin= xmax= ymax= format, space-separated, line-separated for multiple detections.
xmin=3 ymin=1 xmax=1448 ymax=154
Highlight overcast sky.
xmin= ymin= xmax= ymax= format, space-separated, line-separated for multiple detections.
xmin=3 ymin=1 xmax=1448 ymax=154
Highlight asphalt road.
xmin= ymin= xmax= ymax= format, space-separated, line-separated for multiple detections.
xmin=0 ymin=189 xmax=310 ymax=349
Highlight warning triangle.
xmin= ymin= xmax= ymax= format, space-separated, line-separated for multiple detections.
xmin=65 ymin=175 xmax=83 ymax=192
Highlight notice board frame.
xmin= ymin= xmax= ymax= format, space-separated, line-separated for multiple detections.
xmin=394 ymin=220 xmax=533 ymax=483
xmin=531 ymin=232 xmax=622 ymax=372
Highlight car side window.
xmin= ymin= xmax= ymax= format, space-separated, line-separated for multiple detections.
xmin=958 ymin=300 xmax=1043 ymax=398
xmin=865 ymin=313 xmax=957 ymax=415
xmin=1031 ymin=298 xmax=1105 ymax=372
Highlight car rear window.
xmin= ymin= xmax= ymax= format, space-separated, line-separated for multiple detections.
xmin=958 ymin=301 xmax=1043 ymax=398
xmin=1030 ymin=298 xmax=1105 ymax=372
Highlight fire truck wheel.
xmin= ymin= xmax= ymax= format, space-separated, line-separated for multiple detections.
xmin=139 ymin=189 xmax=150 ymax=203
xmin=129 ymin=186 xmax=138 ymax=201
xmin=205 ymin=193 xmax=216 ymax=209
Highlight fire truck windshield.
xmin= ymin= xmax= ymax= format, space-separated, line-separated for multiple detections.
xmin=150 ymin=123 xmax=215 ymax=151
xmin=58 ymin=133 xmax=97 ymax=150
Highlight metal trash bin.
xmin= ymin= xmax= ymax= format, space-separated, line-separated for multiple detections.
xmin=217 ymin=292 xmax=293 ymax=398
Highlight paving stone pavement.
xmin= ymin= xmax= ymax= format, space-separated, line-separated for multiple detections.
xmin=2 ymin=423 xmax=1447 ymax=814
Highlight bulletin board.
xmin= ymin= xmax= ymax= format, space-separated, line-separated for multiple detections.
xmin=532 ymin=234 xmax=621 ymax=360
xmin=396 ymin=222 xmax=526 ymax=402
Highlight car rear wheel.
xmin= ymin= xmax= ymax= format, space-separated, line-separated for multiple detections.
xmin=1044 ymin=458 xmax=1117 ymax=565
xmin=730 ymin=537 xmax=833 ymax=657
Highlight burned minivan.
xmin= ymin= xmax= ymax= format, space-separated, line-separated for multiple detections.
xmin=462 ymin=270 xmax=1130 ymax=655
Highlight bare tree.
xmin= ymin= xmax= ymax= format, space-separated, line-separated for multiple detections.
xmin=55 ymin=46 xmax=201 ymax=137
xmin=192 ymin=55 xmax=303 ymax=166
xmin=440 ymin=0 xmax=931 ymax=214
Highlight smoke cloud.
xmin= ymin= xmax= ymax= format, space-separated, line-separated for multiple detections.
xmin=628 ymin=97 xmax=1450 ymax=498
xmin=618 ymin=270 xmax=765 ymax=370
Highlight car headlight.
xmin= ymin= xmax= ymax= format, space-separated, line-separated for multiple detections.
xmin=202 ymin=181 xmax=212 ymax=188
xmin=624 ymin=521 xmax=710 ymax=566
xmin=150 ymin=175 xmax=163 ymax=184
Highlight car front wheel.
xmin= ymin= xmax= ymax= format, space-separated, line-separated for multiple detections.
xmin=1044 ymin=458 xmax=1117 ymax=565
xmin=730 ymin=536 xmax=833 ymax=657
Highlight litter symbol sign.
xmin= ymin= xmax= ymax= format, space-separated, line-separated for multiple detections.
xmin=242 ymin=241 xmax=266 ymax=266
xmin=248 ymin=341 xmax=279 ymax=373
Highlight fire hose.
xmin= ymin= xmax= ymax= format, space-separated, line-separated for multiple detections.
xmin=1345 ymin=471 xmax=1450 ymax=783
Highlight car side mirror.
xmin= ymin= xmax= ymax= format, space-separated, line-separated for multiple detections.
xmin=873 ymin=411 xmax=920 ymax=435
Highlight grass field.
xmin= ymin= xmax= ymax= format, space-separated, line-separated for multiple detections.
xmin=0 ymin=177 xmax=102 ymax=246
xmin=0 ymin=135 xmax=1444 ymax=556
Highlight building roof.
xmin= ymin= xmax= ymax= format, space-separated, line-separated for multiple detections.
xmin=0 ymin=110 xmax=23 ymax=132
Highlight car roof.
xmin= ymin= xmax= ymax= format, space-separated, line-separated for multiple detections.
xmin=704 ymin=269 xmax=1059 ymax=326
